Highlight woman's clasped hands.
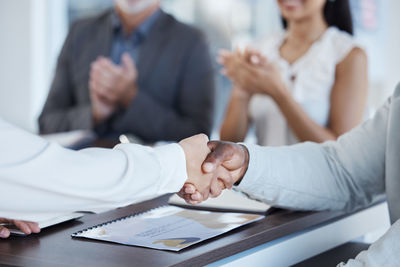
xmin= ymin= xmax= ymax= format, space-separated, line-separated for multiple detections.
xmin=218 ymin=48 xmax=288 ymax=102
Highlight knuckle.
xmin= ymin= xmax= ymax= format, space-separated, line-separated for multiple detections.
xmin=197 ymin=133 xmax=209 ymax=143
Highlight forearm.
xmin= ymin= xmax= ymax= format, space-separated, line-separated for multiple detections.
xmin=237 ymin=142 xmax=350 ymax=211
xmin=220 ymin=90 xmax=251 ymax=142
xmin=236 ymin=100 xmax=388 ymax=211
xmin=274 ymin=90 xmax=337 ymax=142
xmin=0 ymin=119 xmax=187 ymax=220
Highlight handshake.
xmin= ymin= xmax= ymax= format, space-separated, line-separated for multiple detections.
xmin=178 ymin=134 xmax=250 ymax=204
xmin=0 ymin=134 xmax=250 ymax=239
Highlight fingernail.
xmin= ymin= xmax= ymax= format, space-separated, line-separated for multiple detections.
xmin=0 ymin=229 xmax=9 ymax=238
xmin=184 ymin=188 xmax=195 ymax=194
xmin=192 ymin=192 xmax=202 ymax=201
xmin=203 ymin=163 xmax=214 ymax=172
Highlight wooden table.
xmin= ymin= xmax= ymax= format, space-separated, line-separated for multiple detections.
xmin=0 ymin=195 xmax=389 ymax=267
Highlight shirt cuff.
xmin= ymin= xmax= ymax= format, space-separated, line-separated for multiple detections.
xmin=154 ymin=143 xmax=187 ymax=194
xmin=235 ymin=143 xmax=265 ymax=193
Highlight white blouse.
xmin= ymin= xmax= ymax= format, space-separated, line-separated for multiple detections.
xmin=249 ymin=27 xmax=359 ymax=146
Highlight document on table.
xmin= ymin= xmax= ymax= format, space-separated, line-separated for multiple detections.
xmin=72 ymin=206 xmax=264 ymax=251
xmin=169 ymin=189 xmax=271 ymax=214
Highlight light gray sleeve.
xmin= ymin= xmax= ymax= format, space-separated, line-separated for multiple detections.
xmin=236 ymin=98 xmax=390 ymax=212
xmin=338 ymin=219 xmax=400 ymax=267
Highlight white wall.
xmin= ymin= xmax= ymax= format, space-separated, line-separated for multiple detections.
xmin=0 ymin=0 xmax=34 ymax=131
xmin=363 ymin=0 xmax=400 ymax=111
xmin=385 ymin=1 xmax=400 ymax=97
xmin=0 ymin=0 xmax=67 ymax=132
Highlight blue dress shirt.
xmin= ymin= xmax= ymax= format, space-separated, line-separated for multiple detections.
xmin=110 ymin=9 xmax=161 ymax=64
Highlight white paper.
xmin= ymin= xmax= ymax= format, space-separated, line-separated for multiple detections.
xmin=168 ymin=190 xmax=271 ymax=214
xmin=72 ymin=206 xmax=264 ymax=251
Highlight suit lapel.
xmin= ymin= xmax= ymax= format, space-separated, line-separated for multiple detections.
xmin=79 ymin=11 xmax=113 ymax=85
xmin=96 ymin=10 xmax=113 ymax=58
xmin=75 ymin=10 xmax=113 ymax=101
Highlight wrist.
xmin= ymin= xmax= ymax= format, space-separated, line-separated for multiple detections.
xmin=232 ymin=87 xmax=251 ymax=101
xmin=120 ymin=85 xmax=138 ymax=108
xmin=271 ymin=83 xmax=289 ymax=105
xmin=92 ymin=109 xmax=103 ymax=125
xmin=234 ymin=144 xmax=250 ymax=185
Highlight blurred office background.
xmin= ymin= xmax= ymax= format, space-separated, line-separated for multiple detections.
xmin=0 ymin=0 xmax=399 ymax=133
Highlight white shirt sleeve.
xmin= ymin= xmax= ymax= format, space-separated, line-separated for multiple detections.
xmin=0 ymin=119 xmax=187 ymax=221
xmin=338 ymin=219 xmax=400 ymax=267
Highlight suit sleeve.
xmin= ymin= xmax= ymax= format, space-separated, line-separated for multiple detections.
xmin=237 ymin=96 xmax=390 ymax=212
xmin=38 ymin=22 xmax=93 ymax=134
xmin=113 ymin=33 xmax=215 ymax=142
xmin=0 ymin=119 xmax=187 ymax=221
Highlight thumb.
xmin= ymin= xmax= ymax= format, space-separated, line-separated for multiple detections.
xmin=121 ymin=53 xmax=135 ymax=71
xmin=217 ymin=166 xmax=234 ymax=190
xmin=202 ymin=141 xmax=232 ymax=173
xmin=0 ymin=225 xmax=10 ymax=238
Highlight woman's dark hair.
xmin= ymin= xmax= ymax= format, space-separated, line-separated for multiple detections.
xmin=282 ymin=0 xmax=353 ymax=35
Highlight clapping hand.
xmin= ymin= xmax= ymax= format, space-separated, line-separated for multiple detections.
xmin=0 ymin=218 xmax=40 ymax=238
xmin=89 ymin=53 xmax=139 ymax=124
xmin=178 ymin=140 xmax=250 ymax=204
xmin=218 ymin=48 xmax=287 ymax=101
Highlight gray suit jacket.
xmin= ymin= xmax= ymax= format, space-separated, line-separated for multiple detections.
xmin=238 ymin=84 xmax=400 ymax=266
xmin=39 ymin=9 xmax=215 ymax=142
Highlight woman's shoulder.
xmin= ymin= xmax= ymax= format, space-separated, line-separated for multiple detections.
xmin=324 ymin=27 xmax=364 ymax=63
xmin=327 ymin=27 xmax=354 ymax=43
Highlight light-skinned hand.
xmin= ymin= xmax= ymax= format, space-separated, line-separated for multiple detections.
xmin=242 ymin=48 xmax=268 ymax=66
xmin=89 ymin=53 xmax=138 ymax=109
xmin=89 ymin=88 xmax=116 ymax=125
xmin=179 ymin=141 xmax=250 ymax=204
xmin=178 ymin=134 xmax=234 ymax=203
xmin=0 ymin=218 xmax=40 ymax=238
xmin=218 ymin=48 xmax=287 ymax=101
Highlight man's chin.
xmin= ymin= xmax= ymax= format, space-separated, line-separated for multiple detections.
xmin=116 ymin=0 xmax=159 ymax=15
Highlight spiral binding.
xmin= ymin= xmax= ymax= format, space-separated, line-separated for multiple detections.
xmin=71 ymin=205 xmax=169 ymax=237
